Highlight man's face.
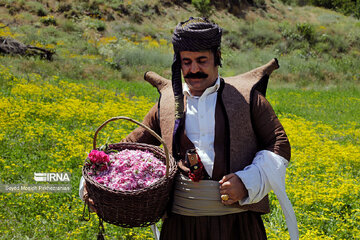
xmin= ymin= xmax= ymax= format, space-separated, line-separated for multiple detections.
xmin=180 ymin=50 xmax=219 ymax=97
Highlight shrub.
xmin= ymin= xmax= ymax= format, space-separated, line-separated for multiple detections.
xmin=223 ymin=20 xmax=281 ymax=49
xmin=120 ymin=66 xmax=135 ymax=81
xmin=61 ymin=19 xmax=81 ymax=32
xmin=316 ymin=33 xmax=349 ymax=54
xmin=308 ymin=0 xmax=359 ymax=16
xmin=247 ymin=21 xmax=281 ymax=47
xmin=112 ymin=46 xmax=172 ymax=69
xmin=296 ymin=23 xmax=316 ymax=44
xmin=192 ymin=0 xmax=214 ymax=18
xmin=279 ymin=0 xmax=306 ymax=5
xmin=36 ymin=6 xmax=48 ymax=17
xmin=64 ymin=9 xmax=81 ymax=19
xmin=83 ymin=17 xmax=106 ymax=31
xmin=126 ymin=3 xmax=144 ymax=23
xmin=57 ymin=3 xmax=72 ymax=13
xmin=99 ymin=39 xmax=172 ymax=72
xmin=278 ymin=22 xmax=318 ymax=52
xmin=279 ymin=22 xmax=302 ymax=41
xmin=254 ymin=0 xmax=267 ymax=8
xmin=328 ymin=35 xmax=349 ymax=53
xmin=223 ymin=31 xmax=243 ymax=49
xmin=355 ymin=0 xmax=360 ymax=19
xmin=314 ymin=41 xmax=332 ymax=54
xmin=25 ymin=1 xmax=48 ymax=16
xmin=129 ymin=13 xmax=143 ymax=24
xmin=7 ymin=6 xmax=20 ymax=15
xmin=75 ymin=0 xmax=103 ymax=18
xmin=40 ymin=15 xmax=57 ymax=26
xmin=347 ymin=30 xmax=360 ymax=49
xmin=278 ymin=22 xmax=352 ymax=56
xmin=95 ymin=21 xmax=106 ymax=31
xmin=282 ymin=0 xmax=360 ymax=19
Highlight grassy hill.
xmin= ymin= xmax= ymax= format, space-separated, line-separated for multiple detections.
xmin=1 ymin=0 xmax=359 ymax=92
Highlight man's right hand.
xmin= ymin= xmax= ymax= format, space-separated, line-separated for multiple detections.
xmin=83 ymin=183 xmax=97 ymax=213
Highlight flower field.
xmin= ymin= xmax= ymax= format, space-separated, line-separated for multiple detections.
xmin=0 ymin=64 xmax=359 ymax=239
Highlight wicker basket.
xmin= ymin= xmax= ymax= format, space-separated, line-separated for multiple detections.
xmin=82 ymin=116 xmax=177 ymax=228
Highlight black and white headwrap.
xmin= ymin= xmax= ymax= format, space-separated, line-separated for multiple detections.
xmin=171 ymin=17 xmax=222 ymax=140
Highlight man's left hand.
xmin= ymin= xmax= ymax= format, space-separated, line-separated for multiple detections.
xmin=219 ymin=173 xmax=249 ymax=205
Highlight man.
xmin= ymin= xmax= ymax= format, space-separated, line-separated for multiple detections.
xmin=80 ymin=17 xmax=298 ymax=240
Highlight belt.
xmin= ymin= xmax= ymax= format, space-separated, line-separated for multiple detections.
xmin=172 ymin=173 xmax=246 ymax=216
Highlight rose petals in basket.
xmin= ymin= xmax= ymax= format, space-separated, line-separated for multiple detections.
xmin=92 ymin=149 xmax=166 ymax=191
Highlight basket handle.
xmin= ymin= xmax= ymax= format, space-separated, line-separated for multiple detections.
xmin=93 ymin=116 xmax=170 ymax=177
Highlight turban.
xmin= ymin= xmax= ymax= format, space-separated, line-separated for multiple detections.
xmin=172 ymin=17 xmax=223 ymax=53
xmin=171 ymin=17 xmax=223 ymax=145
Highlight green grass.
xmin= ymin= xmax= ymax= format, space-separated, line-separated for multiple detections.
xmin=267 ymin=86 xmax=360 ymax=128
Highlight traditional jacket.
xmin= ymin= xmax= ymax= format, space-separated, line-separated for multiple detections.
xmin=124 ymin=59 xmax=291 ymax=214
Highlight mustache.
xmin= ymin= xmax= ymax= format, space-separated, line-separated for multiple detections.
xmin=184 ymin=72 xmax=208 ymax=79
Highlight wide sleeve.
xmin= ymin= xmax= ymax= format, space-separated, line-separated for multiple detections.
xmin=122 ymin=102 xmax=162 ymax=146
xmin=237 ymin=150 xmax=299 ymax=240
xmin=235 ymin=91 xmax=299 ymax=239
xmin=235 ymin=89 xmax=291 ymax=204
xmin=251 ymin=90 xmax=291 ymax=161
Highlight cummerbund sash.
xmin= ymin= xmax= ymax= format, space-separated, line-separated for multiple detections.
xmin=172 ymin=173 xmax=247 ymax=216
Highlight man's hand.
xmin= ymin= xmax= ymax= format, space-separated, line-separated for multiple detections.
xmin=83 ymin=183 xmax=97 ymax=213
xmin=219 ymin=173 xmax=248 ymax=205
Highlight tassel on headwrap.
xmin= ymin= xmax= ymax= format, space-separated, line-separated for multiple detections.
xmin=171 ymin=17 xmax=222 ymax=139
xmin=171 ymin=52 xmax=184 ymax=120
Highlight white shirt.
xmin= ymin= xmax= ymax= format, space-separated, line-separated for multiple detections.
xmin=183 ymin=77 xmax=220 ymax=176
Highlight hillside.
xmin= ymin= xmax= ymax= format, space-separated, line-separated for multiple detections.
xmin=0 ymin=0 xmax=359 ymax=92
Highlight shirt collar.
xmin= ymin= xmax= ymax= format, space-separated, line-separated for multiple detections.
xmin=183 ymin=76 xmax=221 ymax=98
